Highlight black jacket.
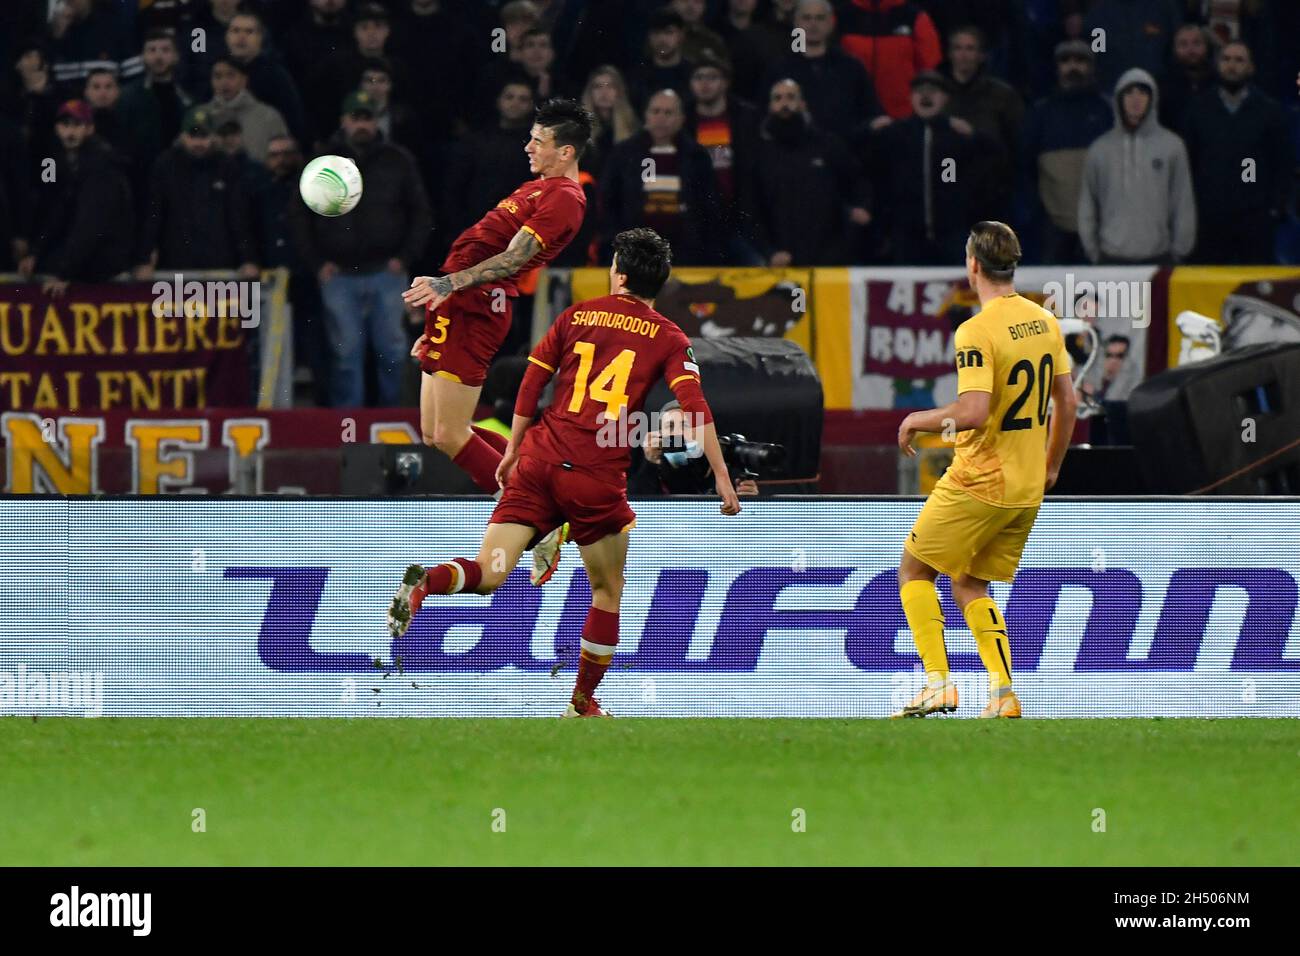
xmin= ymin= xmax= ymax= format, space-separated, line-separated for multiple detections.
xmin=599 ymin=129 xmax=723 ymax=265
xmin=870 ymin=114 xmax=1002 ymax=246
xmin=254 ymin=172 xmax=303 ymax=270
xmin=290 ymin=131 xmax=432 ymax=273
xmin=29 ymin=137 xmax=134 ymax=281
xmin=741 ymin=118 xmax=869 ymax=265
xmin=139 ymin=145 xmax=256 ymax=270
xmin=1182 ymin=85 xmax=1293 ymax=219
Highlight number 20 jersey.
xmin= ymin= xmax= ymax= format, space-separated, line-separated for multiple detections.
xmin=939 ymin=293 xmax=1073 ymax=508
xmin=519 ymin=293 xmax=701 ymax=483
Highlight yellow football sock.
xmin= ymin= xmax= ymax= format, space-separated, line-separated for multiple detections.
xmin=900 ymin=579 xmax=949 ymax=684
xmin=964 ymin=597 xmax=1012 ymax=695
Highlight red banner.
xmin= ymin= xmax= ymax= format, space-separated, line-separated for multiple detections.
xmin=0 ymin=281 xmax=254 ymax=412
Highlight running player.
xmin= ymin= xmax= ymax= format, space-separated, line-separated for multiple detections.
xmin=389 ymin=228 xmax=742 ymax=717
xmin=402 ymin=97 xmax=593 ymax=584
xmin=894 ymin=221 xmax=1078 ymax=719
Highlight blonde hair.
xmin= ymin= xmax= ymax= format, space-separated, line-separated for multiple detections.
xmin=967 ymin=221 xmax=1021 ymax=280
xmin=582 ymin=65 xmax=641 ymax=144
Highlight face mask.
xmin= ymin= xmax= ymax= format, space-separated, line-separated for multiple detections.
xmin=663 ymin=440 xmax=701 ymax=467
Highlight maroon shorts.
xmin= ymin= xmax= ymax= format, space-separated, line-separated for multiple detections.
xmin=420 ymin=286 xmax=514 ymax=386
xmin=490 ymin=455 xmax=637 ymax=546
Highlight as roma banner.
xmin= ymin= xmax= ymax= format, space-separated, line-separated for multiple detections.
xmin=0 ymin=274 xmax=287 ymax=412
xmin=812 ymin=267 xmax=1159 ymax=410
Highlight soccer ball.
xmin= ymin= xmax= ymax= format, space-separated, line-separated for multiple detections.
xmin=299 ymin=155 xmax=363 ymax=217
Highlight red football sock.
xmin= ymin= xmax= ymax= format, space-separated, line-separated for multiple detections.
xmin=572 ymin=607 xmax=619 ymax=709
xmin=452 ymin=432 xmax=503 ymax=493
xmin=422 ymin=557 xmax=484 ymax=597
xmin=471 ymin=425 xmax=509 ymax=455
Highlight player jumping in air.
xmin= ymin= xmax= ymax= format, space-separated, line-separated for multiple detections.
xmin=894 ymin=221 xmax=1078 ymax=719
xmin=389 ymin=228 xmax=742 ymax=717
xmin=402 ymin=97 xmax=593 ymax=586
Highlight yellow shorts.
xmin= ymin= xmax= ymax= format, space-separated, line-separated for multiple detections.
xmin=904 ymin=483 xmax=1040 ymax=583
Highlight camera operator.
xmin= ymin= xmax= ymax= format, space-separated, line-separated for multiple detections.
xmin=627 ymin=400 xmax=764 ymax=496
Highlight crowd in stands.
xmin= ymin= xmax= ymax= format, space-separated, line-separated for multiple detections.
xmin=1 ymin=0 xmax=1298 ymax=406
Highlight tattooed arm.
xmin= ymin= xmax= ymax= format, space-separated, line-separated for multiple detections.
xmin=402 ymin=228 xmax=542 ymax=307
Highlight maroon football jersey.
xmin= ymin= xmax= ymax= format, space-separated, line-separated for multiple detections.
xmin=519 ymin=293 xmax=702 ymax=481
xmin=441 ymin=175 xmax=586 ymax=295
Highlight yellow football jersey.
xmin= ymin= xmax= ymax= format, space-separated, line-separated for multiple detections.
xmin=936 ymin=293 xmax=1073 ymax=507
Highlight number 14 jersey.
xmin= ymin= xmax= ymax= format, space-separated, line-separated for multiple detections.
xmin=520 ymin=293 xmax=701 ymax=483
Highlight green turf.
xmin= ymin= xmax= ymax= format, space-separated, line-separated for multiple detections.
xmin=0 ymin=717 xmax=1295 ymax=866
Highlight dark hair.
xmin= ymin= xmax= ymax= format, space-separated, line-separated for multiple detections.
xmin=949 ymin=23 xmax=986 ymax=51
xmin=85 ymin=66 xmax=117 ymax=81
xmin=966 ymin=220 xmax=1020 ymax=280
xmin=1220 ymin=38 xmax=1253 ymax=61
xmin=354 ymin=2 xmax=390 ymax=25
xmin=230 ymin=10 xmax=264 ymax=32
xmin=483 ymin=356 xmax=530 ymax=420
xmin=358 ymin=55 xmax=393 ymax=78
xmin=142 ymin=28 xmax=177 ymax=47
xmin=648 ymin=10 xmax=686 ymax=32
xmin=499 ymin=76 xmax=535 ymax=98
xmin=1104 ymin=334 xmax=1131 ymax=349
xmin=534 ymin=97 xmax=593 ymax=159
xmin=612 ymin=228 xmax=673 ymax=299
xmin=212 ymin=54 xmax=249 ymax=76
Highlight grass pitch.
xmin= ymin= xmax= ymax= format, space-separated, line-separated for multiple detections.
xmin=0 ymin=718 xmax=1294 ymax=866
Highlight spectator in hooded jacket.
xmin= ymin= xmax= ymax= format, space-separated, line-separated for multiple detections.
xmin=1077 ymin=67 xmax=1196 ymax=264
xmin=836 ymin=0 xmax=942 ymax=119
xmin=1021 ymin=40 xmax=1113 ymax=263
xmin=741 ymin=78 xmax=870 ymax=266
xmin=1182 ymin=41 xmax=1292 ymax=264
xmin=16 ymin=99 xmax=134 ymax=291
xmin=290 ymin=90 xmax=432 ymax=407
xmin=134 ymin=105 xmax=258 ymax=278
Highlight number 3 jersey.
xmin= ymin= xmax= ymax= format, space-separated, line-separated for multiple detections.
xmin=938 ymin=293 xmax=1073 ymax=508
xmin=519 ymin=293 xmax=706 ymax=483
